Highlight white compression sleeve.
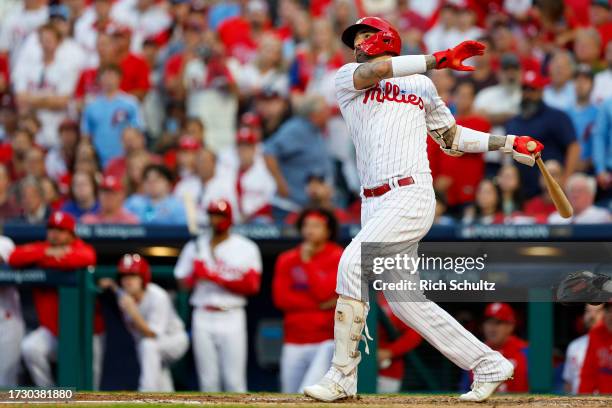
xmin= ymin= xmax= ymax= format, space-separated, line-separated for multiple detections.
xmin=390 ymin=55 xmax=427 ymax=77
xmin=454 ymin=126 xmax=491 ymax=153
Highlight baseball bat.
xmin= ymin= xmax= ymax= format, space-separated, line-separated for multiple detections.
xmin=527 ymin=141 xmax=573 ymax=218
xmin=182 ymin=192 xmax=200 ymax=235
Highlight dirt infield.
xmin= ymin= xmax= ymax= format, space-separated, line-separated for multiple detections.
xmin=1 ymin=392 xmax=611 ymax=407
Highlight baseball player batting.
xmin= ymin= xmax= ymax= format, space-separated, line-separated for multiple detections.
xmin=303 ymin=17 xmax=545 ymax=402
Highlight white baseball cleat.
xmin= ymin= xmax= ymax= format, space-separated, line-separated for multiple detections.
xmin=303 ymin=378 xmax=352 ymax=402
xmin=459 ymin=380 xmax=505 ymax=402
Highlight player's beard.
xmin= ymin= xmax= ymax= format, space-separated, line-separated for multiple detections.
xmin=355 ymin=49 xmax=372 ymax=63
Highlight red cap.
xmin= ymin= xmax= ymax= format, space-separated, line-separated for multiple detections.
xmin=236 ymin=127 xmax=258 ymax=144
xmin=47 ymin=211 xmax=76 ymax=233
xmin=100 ymin=175 xmax=123 ymax=192
xmin=522 ymin=70 xmax=549 ymax=89
xmin=178 ymin=135 xmax=202 ymax=151
xmin=117 ymin=253 xmax=151 ymax=287
xmin=484 ymin=302 xmax=516 ymax=324
xmin=240 ymin=112 xmax=262 ymax=128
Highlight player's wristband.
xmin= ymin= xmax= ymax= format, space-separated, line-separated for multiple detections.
xmin=454 ymin=126 xmax=490 ymax=153
xmin=501 ymin=135 xmax=517 ymax=153
xmin=391 ymin=55 xmax=427 ymax=78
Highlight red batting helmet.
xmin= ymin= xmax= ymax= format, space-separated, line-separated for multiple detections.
xmin=207 ymin=199 xmax=233 ymax=232
xmin=117 ymin=253 xmax=151 ymax=287
xmin=341 ymin=17 xmax=401 ymax=56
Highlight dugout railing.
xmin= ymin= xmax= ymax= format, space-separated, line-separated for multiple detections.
xmin=2 ymin=223 xmax=612 ymax=393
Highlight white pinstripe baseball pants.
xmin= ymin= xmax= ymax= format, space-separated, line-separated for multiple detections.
xmin=333 ymin=175 xmax=511 ymax=387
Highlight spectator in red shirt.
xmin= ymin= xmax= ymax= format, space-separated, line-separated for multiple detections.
xmin=377 ymin=293 xmax=423 ymax=393
xmin=109 ymin=24 xmax=151 ymax=101
xmin=589 ymin=0 xmax=612 ymax=54
xmin=9 ymin=211 xmax=103 ymax=387
xmin=217 ymin=0 xmax=272 ymax=63
xmin=82 ymin=174 xmax=138 ymax=224
xmin=579 ymin=302 xmax=612 ymax=394
xmin=75 ymin=25 xmax=150 ymax=105
xmin=273 ymin=208 xmax=341 ymax=393
xmin=524 ymin=160 xmax=563 ymax=221
xmin=476 ymin=303 xmax=529 ymax=393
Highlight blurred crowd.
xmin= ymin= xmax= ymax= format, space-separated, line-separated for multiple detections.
xmin=1 ymin=0 xmax=612 ymax=227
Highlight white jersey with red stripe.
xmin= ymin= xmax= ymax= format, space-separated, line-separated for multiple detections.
xmin=335 ymin=63 xmax=455 ymax=189
xmin=174 ymin=233 xmax=262 ymax=309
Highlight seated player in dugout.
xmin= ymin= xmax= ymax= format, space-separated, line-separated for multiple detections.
xmin=174 ymin=199 xmax=262 ymax=392
xmin=460 ymin=303 xmax=528 ymax=393
xmin=8 ymin=211 xmax=104 ymax=388
xmin=272 ymin=208 xmax=342 ymax=393
xmin=303 ymin=16 xmax=544 ymax=403
xmin=98 ymin=254 xmax=189 ymax=392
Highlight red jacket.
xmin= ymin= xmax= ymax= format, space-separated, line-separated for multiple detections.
xmin=488 ymin=335 xmax=529 ymax=393
xmin=273 ymin=242 xmax=342 ymax=344
xmin=579 ymin=322 xmax=612 ymax=394
xmin=378 ymin=294 xmax=422 ymax=379
xmin=8 ymin=239 xmax=103 ymax=336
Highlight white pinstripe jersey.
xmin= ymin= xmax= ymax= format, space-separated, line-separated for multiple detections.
xmin=335 ymin=63 xmax=455 ymax=188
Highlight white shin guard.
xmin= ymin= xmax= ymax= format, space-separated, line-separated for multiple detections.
xmin=331 ymin=297 xmax=371 ymax=376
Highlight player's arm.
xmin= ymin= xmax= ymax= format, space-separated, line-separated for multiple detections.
xmin=430 ymin=124 xmax=545 ymax=167
xmin=353 ymin=40 xmax=485 ymax=90
xmin=117 ymin=293 xmax=157 ymax=338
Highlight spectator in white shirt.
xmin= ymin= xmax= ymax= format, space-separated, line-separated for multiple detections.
xmin=543 ymin=50 xmax=577 ymax=111
xmin=591 ymin=42 xmax=612 ymax=105
xmin=174 ymin=148 xmax=239 ymax=224
xmin=423 ymin=2 xmax=458 ymax=53
xmin=548 ymin=173 xmax=611 ymax=224
xmin=111 ymin=0 xmax=172 ymax=53
xmin=474 ymin=53 xmax=522 ymax=131
xmin=14 ymin=4 xmax=87 ymax=76
xmin=0 ymin=0 xmax=48 ymax=67
xmin=230 ymin=127 xmax=275 ymax=223
xmin=13 ymin=24 xmax=80 ymax=148
xmin=237 ymin=33 xmax=289 ymax=102
xmin=74 ymin=0 xmax=116 ymax=67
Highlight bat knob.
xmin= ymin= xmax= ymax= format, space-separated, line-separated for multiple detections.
xmin=526 ymin=140 xmax=538 ymax=153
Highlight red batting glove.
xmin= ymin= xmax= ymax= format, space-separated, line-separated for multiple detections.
xmin=505 ymin=135 xmax=544 ymax=166
xmin=433 ymin=41 xmax=486 ymax=71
